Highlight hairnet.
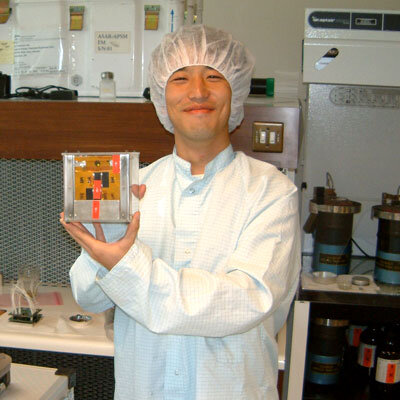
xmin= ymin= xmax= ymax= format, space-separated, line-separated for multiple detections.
xmin=148 ymin=24 xmax=255 ymax=133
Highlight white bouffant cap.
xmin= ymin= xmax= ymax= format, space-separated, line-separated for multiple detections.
xmin=148 ymin=24 xmax=255 ymax=133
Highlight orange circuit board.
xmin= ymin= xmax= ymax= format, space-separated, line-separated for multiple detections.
xmin=74 ymin=155 xmax=121 ymax=201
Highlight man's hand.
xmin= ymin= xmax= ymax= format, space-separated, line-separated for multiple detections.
xmin=60 ymin=184 xmax=146 ymax=270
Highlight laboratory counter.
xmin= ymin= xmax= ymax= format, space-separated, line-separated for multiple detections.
xmin=0 ymin=284 xmax=114 ymax=399
xmin=0 ymin=284 xmax=113 ymax=357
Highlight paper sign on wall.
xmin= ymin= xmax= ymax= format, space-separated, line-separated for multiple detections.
xmin=95 ymin=31 xmax=131 ymax=54
xmin=13 ymin=33 xmax=65 ymax=75
xmin=0 ymin=40 xmax=13 ymax=64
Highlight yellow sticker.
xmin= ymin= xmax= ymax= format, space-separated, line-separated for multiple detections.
xmin=70 ymin=15 xmax=84 ymax=31
xmin=0 ymin=40 xmax=13 ymax=64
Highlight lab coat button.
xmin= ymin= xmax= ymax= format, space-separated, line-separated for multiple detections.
xmin=184 ymin=249 xmax=191 ymax=255
xmin=189 ymin=188 xmax=195 ymax=194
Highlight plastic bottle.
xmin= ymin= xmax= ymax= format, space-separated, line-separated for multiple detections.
xmin=371 ymin=324 xmax=400 ymax=399
xmin=99 ymin=72 xmax=116 ymax=101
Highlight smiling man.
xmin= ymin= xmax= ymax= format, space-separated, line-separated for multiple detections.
xmin=165 ymin=65 xmax=231 ymax=173
xmin=61 ymin=25 xmax=301 ymax=400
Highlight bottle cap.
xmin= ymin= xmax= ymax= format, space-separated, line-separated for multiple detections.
xmin=101 ymin=72 xmax=114 ymax=80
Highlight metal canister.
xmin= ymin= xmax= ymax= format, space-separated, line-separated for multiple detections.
xmin=372 ymin=190 xmax=400 ymax=285
xmin=304 ymin=178 xmax=361 ymax=275
xmin=306 ymin=318 xmax=349 ymax=386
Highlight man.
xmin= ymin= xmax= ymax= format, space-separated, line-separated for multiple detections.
xmin=61 ymin=25 xmax=301 ymax=399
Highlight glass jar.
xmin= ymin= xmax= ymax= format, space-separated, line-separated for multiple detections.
xmin=99 ymin=71 xmax=116 ymax=101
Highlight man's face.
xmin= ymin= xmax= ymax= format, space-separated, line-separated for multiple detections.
xmin=165 ymin=65 xmax=232 ymax=145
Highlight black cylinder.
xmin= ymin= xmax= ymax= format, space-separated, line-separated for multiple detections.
xmin=315 ymin=212 xmax=354 ymax=245
xmin=377 ymin=219 xmax=400 ymax=253
xmin=374 ymin=219 xmax=400 ymax=285
xmin=306 ymin=318 xmax=348 ymax=386
xmin=313 ymin=212 xmax=354 ymax=274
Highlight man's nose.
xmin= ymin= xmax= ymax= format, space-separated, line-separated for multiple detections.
xmin=188 ymin=76 xmax=209 ymax=100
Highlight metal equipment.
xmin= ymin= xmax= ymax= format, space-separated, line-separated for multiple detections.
xmin=371 ymin=188 xmax=400 ymax=285
xmin=303 ymin=173 xmax=361 ymax=274
xmin=63 ymin=152 xmax=139 ymax=223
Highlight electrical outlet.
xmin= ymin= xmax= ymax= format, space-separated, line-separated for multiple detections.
xmin=252 ymin=122 xmax=284 ymax=152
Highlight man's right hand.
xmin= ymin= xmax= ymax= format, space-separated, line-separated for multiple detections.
xmin=60 ymin=184 xmax=146 ymax=270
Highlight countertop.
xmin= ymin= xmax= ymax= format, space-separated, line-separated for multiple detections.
xmin=0 ymin=284 xmax=287 ymax=369
xmin=299 ymin=256 xmax=400 ymax=322
xmin=2 ymin=363 xmax=71 ymax=399
xmin=0 ymin=284 xmax=113 ymax=357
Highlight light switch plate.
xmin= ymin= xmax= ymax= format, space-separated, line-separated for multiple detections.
xmin=252 ymin=122 xmax=284 ymax=152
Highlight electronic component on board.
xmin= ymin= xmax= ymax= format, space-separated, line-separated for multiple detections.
xmin=63 ymin=152 xmax=139 ymax=223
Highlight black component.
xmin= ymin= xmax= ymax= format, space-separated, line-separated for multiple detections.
xmin=308 ymin=11 xmax=350 ymax=29
xmin=86 ymin=188 xmax=93 ymax=200
xmin=314 ymin=186 xmax=325 ymax=205
xmin=0 ymin=72 xmax=11 ymax=99
xmin=48 ymin=89 xmax=78 ymax=100
xmin=305 ymin=318 xmax=348 ymax=392
xmin=376 ymin=218 xmax=400 ymax=256
xmin=321 ymin=48 xmax=339 ymax=59
xmin=375 ymin=218 xmax=400 ymax=284
xmin=384 ymin=13 xmax=400 ymax=31
xmin=250 ymin=78 xmax=267 ymax=96
xmin=55 ymin=367 xmax=77 ymax=389
xmin=9 ymin=308 xmax=42 ymax=324
xmin=94 ymin=172 xmax=101 ymax=180
xmin=351 ymin=12 xmax=382 ymax=31
xmin=143 ymin=87 xmax=151 ymax=100
xmin=10 ymin=85 xmax=78 ymax=100
xmin=308 ymin=319 xmax=348 ymax=356
xmin=102 ymin=172 xmax=109 ymax=188
xmin=315 ymin=212 xmax=354 ymax=246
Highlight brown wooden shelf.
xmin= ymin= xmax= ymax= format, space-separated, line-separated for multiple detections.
xmin=0 ymin=99 xmax=300 ymax=166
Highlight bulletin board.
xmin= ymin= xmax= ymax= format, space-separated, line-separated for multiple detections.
xmin=0 ymin=0 xmax=175 ymax=97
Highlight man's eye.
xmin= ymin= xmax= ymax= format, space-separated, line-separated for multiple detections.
xmin=171 ymin=76 xmax=187 ymax=82
xmin=207 ymin=75 xmax=223 ymax=80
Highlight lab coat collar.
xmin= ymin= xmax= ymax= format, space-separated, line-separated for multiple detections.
xmin=173 ymin=144 xmax=234 ymax=180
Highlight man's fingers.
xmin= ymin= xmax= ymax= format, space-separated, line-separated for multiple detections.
xmin=123 ymin=211 xmax=140 ymax=244
xmin=59 ymin=212 xmax=97 ymax=253
xmin=62 ymin=220 xmax=97 ymax=251
xmin=131 ymin=184 xmax=146 ymax=200
xmin=93 ymin=223 xmax=106 ymax=242
xmin=138 ymin=184 xmax=146 ymax=200
xmin=60 ymin=212 xmax=91 ymax=234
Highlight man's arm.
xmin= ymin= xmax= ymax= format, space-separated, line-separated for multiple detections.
xmin=93 ymin=189 xmax=301 ymax=337
xmin=62 ymin=184 xmax=146 ymax=313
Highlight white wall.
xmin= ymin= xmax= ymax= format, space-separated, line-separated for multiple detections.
xmin=205 ymin=1 xmax=400 ymax=258
xmin=203 ymin=0 xmax=400 ymax=96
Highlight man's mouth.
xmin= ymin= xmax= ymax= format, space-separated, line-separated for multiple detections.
xmin=184 ymin=105 xmax=214 ymax=114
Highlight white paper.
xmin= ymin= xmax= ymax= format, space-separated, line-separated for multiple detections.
xmin=14 ymin=33 xmax=65 ymax=76
xmin=95 ymin=31 xmax=131 ymax=54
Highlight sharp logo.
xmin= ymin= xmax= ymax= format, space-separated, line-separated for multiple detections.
xmin=312 ymin=16 xmax=335 ymax=23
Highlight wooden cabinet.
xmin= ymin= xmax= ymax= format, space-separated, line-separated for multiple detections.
xmin=0 ymin=98 xmax=300 ymax=165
